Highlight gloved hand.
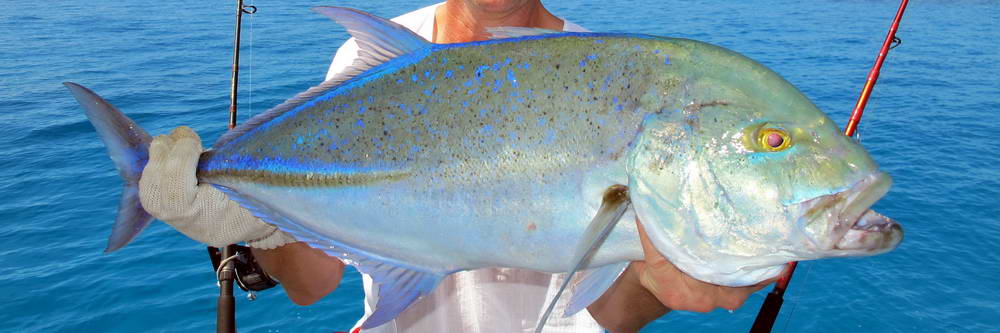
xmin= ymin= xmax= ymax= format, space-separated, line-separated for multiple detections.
xmin=139 ymin=126 xmax=297 ymax=249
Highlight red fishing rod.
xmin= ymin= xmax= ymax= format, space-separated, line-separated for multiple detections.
xmin=750 ymin=0 xmax=909 ymax=331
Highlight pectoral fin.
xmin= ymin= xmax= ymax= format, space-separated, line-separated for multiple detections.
xmin=564 ymin=262 xmax=628 ymax=317
xmin=535 ymin=185 xmax=631 ymax=333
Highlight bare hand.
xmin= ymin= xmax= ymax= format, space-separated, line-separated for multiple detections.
xmin=632 ymin=219 xmax=777 ymax=312
xmin=589 ymin=219 xmax=777 ymax=333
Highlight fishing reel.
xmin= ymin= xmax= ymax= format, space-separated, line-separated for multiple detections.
xmin=209 ymin=245 xmax=279 ymax=300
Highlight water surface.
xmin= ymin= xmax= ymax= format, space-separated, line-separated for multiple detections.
xmin=2 ymin=0 xmax=998 ymax=331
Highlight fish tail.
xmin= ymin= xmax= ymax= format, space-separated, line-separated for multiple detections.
xmin=64 ymin=82 xmax=154 ymax=253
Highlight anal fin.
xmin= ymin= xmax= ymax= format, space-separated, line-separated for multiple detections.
xmin=535 ymin=185 xmax=631 ymax=333
xmin=211 ymin=184 xmax=444 ymax=329
xmin=363 ymin=267 xmax=443 ymax=329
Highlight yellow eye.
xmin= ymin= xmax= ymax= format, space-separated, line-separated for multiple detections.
xmin=758 ymin=128 xmax=791 ymax=151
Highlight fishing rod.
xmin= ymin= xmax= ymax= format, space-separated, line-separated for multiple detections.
xmin=209 ymin=1 xmax=268 ymax=333
xmin=749 ymin=0 xmax=909 ymax=332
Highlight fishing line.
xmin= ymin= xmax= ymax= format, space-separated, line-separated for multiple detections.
xmin=247 ymin=0 xmax=254 ymax=120
xmin=779 ymin=261 xmax=813 ymax=333
xmin=216 ymin=253 xmax=243 ymax=285
xmin=247 ymin=1 xmax=257 ymax=119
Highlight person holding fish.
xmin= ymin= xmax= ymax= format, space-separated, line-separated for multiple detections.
xmin=136 ymin=0 xmax=791 ymax=332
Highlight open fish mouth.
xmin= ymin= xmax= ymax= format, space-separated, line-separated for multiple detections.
xmin=798 ymin=172 xmax=903 ymax=254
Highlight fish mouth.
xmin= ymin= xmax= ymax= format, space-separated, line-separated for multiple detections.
xmin=798 ymin=172 xmax=903 ymax=254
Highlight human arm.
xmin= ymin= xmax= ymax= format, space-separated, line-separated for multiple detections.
xmin=252 ymin=242 xmax=346 ymax=305
xmin=587 ymin=220 xmax=777 ymax=333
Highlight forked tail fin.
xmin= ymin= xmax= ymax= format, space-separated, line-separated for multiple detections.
xmin=64 ymin=82 xmax=154 ymax=252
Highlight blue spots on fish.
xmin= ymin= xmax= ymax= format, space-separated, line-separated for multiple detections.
xmin=664 ymin=54 xmax=671 ymax=65
xmin=580 ymin=53 xmax=599 ymax=68
xmin=506 ymin=69 xmax=519 ymax=89
xmin=444 ymin=70 xmax=454 ymax=78
xmin=358 ymin=105 xmax=367 ymax=115
xmin=544 ymin=128 xmax=557 ymax=144
xmin=355 ymin=119 xmax=365 ymax=129
xmin=594 ymin=39 xmax=605 ymax=44
xmin=475 ymin=65 xmax=489 ymax=79
xmin=411 ymin=74 xmax=419 ymax=82
xmin=296 ymin=136 xmax=304 ymax=145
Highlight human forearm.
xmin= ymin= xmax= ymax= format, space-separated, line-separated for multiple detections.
xmin=587 ymin=262 xmax=670 ymax=333
xmin=252 ymin=242 xmax=346 ymax=305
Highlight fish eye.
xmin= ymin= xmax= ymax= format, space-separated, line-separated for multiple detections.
xmin=759 ymin=128 xmax=792 ymax=151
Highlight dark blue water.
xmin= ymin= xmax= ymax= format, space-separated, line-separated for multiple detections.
xmin=3 ymin=0 xmax=998 ymax=331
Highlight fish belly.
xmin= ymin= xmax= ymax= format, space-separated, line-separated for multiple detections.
xmin=215 ymin=157 xmax=643 ymax=274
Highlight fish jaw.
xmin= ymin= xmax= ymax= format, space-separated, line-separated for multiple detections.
xmin=797 ymin=172 xmax=903 ymax=256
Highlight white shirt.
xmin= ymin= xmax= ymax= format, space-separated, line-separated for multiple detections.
xmin=324 ymin=3 xmax=600 ymax=333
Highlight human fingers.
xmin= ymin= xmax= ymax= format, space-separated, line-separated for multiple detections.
xmin=633 ymin=219 xmax=772 ymax=312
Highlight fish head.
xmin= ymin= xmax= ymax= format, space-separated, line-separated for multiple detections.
xmin=626 ymin=39 xmax=902 ymax=286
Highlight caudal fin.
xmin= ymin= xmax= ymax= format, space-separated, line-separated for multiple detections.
xmin=64 ymin=82 xmax=154 ymax=253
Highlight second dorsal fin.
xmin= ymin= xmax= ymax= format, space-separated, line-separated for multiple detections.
xmin=312 ymin=6 xmax=431 ymax=72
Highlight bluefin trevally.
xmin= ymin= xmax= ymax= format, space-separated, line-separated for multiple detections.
xmin=66 ymin=6 xmax=902 ymax=330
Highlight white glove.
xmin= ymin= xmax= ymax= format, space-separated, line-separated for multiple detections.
xmin=139 ymin=126 xmax=296 ymax=249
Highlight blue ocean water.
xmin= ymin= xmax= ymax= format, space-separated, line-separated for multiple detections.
xmin=2 ymin=0 xmax=998 ymax=331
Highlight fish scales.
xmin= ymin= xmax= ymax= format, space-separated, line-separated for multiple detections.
xmin=201 ymin=36 xmax=683 ymax=271
xmin=208 ymin=36 xmax=675 ymax=182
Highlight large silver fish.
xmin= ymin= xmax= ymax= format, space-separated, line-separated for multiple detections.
xmin=67 ymin=6 xmax=902 ymax=329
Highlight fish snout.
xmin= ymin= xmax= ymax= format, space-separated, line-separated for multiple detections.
xmin=799 ymin=172 xmax=901 ymax=254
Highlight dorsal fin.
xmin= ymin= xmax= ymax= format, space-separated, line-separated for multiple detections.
xmin=312 ymin=6 xmax=431 ymax=75
xmin=213 ymin=7 xmax=431 ymax=149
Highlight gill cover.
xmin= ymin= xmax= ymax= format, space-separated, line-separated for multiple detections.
xmin=626 ymin=109 xmax=788 ymax=286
